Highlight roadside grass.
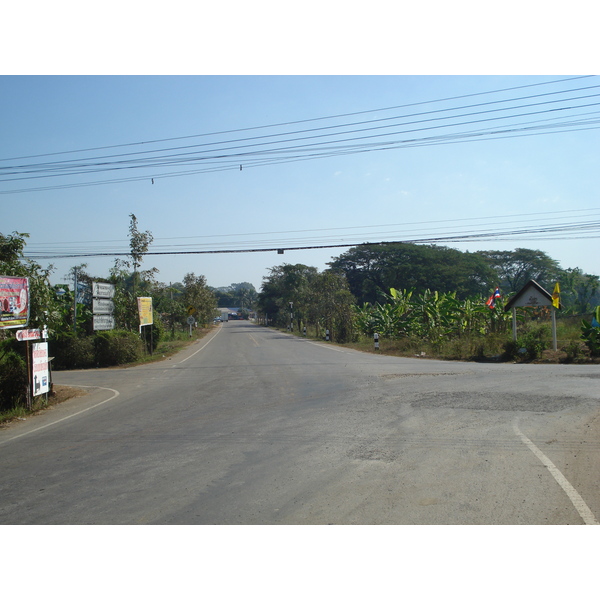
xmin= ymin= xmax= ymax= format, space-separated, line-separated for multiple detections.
xmin=130 ymin=325 xmax=216 ymax=367
xmin=275 ymin=317 xmax=598 ymax=364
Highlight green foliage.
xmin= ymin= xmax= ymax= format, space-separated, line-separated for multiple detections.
xmin=181 ymin=273 xmax=217 ymax=326
xmin=517 ymin=323 xmax=551 ymax=361
xmin=0 ymin=231 xmax=56 ymax=331
xmin=211 ymin=282 xmax=258 ymax=309
xmin=580 ymin=318 xmax=600 ymax=356
xmin=354 ymin=287 xmax=505 ymax=343
xmin=51 ymin=335 xmax=96 ymax=370
xmin=0 ymin=349 xmax=28 ymax=411
xmin=563 ymin=340 xmax=590 ymax=363
xmin=476 ymin=248 xmax=561 ymax=294
xmin=93 ymin=330 xmax=144 ymax=367
xmin=257 ymin=265 xmax=355 ymax=341
xmin=328 ymin=243 xmax=495 ymax=305
xmin=560 ymin=268 xmax=600 ymax=315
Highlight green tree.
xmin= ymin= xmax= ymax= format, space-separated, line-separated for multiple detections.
xmin=477 ymin=248 xmax=561 ymax=293
xmin=559 ymin=268 xmax=600 ymax=315
xmin=257 ymin=264 xmax=318 ymax=327
xmin=329 ymin=243 xmax=495 ymax=305
xmin=0 ymin=231 xmax=56 ymax=332
xmin=305 ymin=271 xmax=356 ymax=342
xmin=126 ymin=214 xmax=156 ymax=298
xmin=182 ymin=273 xmax=217 ymax=326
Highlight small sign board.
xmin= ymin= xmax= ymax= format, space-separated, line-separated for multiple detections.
xmin=93 ymin=298 xmax=115 ymax=314
xmin=93 ymin=314 xmax=116 ymax=331
xmin=32 ymin=342 xmax=49 ymax=396
xmin=92 ymin=282 xmax=116 ymax=299
xmin=16 ymin=328 xmax=41 ymax=341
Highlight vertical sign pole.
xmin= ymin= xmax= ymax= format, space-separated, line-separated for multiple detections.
xmin=552 ymin=307 xmax=558 ymax=351
xmin=26 ymin=340 xmax=32 ymax=409
xmin=73 ymin=267 xmax=78 ymax=336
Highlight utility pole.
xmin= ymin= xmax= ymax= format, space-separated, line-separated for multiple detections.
xmin=73 ymin=266 xmax=78 ymax=336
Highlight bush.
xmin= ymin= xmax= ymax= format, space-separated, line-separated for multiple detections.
xmin=52 ymin=335 xmax=95 ymax=370
xmin=93 ymin=330 xmax=143 ymax=366
xmin=581 ymin=319 xmax=600 ymax=356
xmin=0 ymin=350 xmax=28 ymax=411
xmin=563 ymin=340 xmax=591 ymax=363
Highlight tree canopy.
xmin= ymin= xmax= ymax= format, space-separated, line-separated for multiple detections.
xmin=328 ymin=243 xmax=496 ymax=305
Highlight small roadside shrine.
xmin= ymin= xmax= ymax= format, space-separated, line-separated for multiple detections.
xmin=504 ymin=279 xmax=561 ymax=351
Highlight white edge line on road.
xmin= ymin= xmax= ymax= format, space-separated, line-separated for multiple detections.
xmin=0 ymin=386 xmax=120 ymax=446
xmin=176 ymin=325 xmax=222 ymax=364
xmin=513 ymin=418 xmax=599 ymax=525
xmin=306 ymin=340 xmax=346 ymax=353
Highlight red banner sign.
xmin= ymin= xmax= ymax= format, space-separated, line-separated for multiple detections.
xmin=0 ymin=276 xmax=29 ymax=329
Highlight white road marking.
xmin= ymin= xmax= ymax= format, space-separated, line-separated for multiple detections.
xmin=513 ymin=418 xmax=599 ymax=525
xmin=0 ymin=386 xmax=120 ymax=446
xmin=176 ymin=325 xmax=221 ymax=364
xmin=306 ymin=341 xmax=346 ymax=353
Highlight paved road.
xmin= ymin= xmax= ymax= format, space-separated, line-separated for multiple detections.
xmin=1 ymin=320 xmax=599 ymax=524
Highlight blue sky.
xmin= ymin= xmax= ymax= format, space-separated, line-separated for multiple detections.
xmin=1 ymin=74 xmax=599 ymax=293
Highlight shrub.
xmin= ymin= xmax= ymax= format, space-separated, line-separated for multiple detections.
xmin=0 ymin=350 xmax=28 ymax=411
xmin=563 ymin=340 xmax=590 ymax=363
xmin=51 ymin=335 xmax=95 ymax=370
xmin=93 ymin=330 xmax=143 ymax=366
xmin=581 ymin=319 xmax=600 ymax=356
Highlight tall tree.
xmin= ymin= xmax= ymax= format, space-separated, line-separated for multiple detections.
xmin=257 ymin=264 xmax=318 ymax=326
xmin=127 ymin=214 xmax=156 ymax=298
xmin=477 ymin=248 xmax=561 ymax=294
xmin=329 ymin=243 xmax=495 ymax=305
xmin=559 ymin=267 xmax=600 ymax=315
xmin=182 ymin=273 xmax=217 ymax=326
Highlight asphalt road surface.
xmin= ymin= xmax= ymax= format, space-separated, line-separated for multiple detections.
xmin=1 ymin=320 xmax=599 ymax=524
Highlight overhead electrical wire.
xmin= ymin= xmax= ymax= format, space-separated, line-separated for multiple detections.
xmin=4 ymin=81 xmax=600 ymax=174
xmin=3 ymin=89 xmax=600 ymax=178
xmin=23 ymin=208 xmax=600 ymax=260
xmin=1 ymin=76 xmax=599 ymax=194
xmin=1 ymin=75 xmax=592 ymax=163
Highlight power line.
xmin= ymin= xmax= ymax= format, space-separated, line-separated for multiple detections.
xmin=1 ymin=76 xmax=592 ymax=163
xmin=1 ymin=77 xmax=599 ymax=193
xmin=23 ymin=216 xmax=600 ymax=259
xmin=4 ymin=89 xmax=600 ymax=178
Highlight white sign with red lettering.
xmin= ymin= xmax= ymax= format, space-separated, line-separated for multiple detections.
xmin=16 ymin=328 xmax=41 ymax=341
xmin=32 ymin=342 xmax=49 ymax=396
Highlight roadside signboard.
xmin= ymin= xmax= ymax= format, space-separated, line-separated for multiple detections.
xmin=92 ymin=282 xmax=115 ymax=299
xmin=93 ymin=281 xmax=116 ymax=331
xmin=93 ymin=298 xmax=115 ymax=314
xmin=137 ymin=297 xmax=153 ymax=327
xmin=93 ymin=314 xmax=116 ymax=331
xmin=32 ymin=342 xmax=49 ymax=396
xmin=0 ymin=276 xmax=29 ymax=329
xmin=16 ymin=328 xmax=41 ymax=341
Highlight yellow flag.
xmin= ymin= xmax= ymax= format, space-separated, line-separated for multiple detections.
xmin=552 ymin=282 xmax=560 ymax=309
